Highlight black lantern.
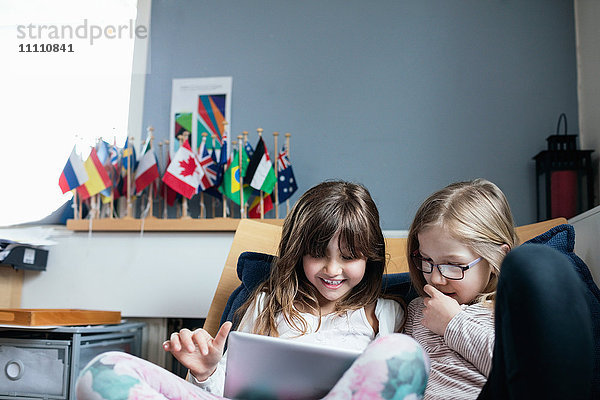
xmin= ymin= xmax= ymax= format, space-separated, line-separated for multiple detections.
xmin=533 ymin=113 xmax=594 ymax=221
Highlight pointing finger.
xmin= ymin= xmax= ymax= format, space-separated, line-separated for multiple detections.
xmin=214 ymin=321 xmax=233 ymax=348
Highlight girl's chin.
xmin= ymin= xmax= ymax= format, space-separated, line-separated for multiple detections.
xmin=317 ymin=289 xmax=349 ymax=304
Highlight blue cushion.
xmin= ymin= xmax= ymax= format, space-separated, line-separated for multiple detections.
xmin=524 ymin=224 xmax=600 ymax=398
xmin=220 ymin=252 xmax=273 ymax=327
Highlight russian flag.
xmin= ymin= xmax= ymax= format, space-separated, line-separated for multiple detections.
xmin=59 ymin=146 xmax=89 ymax=194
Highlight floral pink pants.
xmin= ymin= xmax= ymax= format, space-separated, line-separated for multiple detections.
xmin=76 ymin=333 xmax=428 ymax=400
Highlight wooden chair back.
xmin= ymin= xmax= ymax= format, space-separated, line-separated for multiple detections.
xmin=203 ymin=217 xmax=567 ymax=336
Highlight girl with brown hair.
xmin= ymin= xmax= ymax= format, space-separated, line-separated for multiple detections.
xmin=77 ymin=180 xmax=428 ymax=399
xmin=178 ymin=180 xmax=413 ymax=395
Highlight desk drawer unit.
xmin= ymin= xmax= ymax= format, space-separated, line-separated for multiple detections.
xmin=0 ymin=322 xmax=144 ymax=400
xmin=0 ymin=338 xmax=70 ymax=399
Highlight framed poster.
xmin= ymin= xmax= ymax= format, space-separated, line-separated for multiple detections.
xmin=169 ymin=77 xmax=232 ymax=156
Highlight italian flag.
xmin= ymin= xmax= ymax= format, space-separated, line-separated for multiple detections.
xmin=245 ymin=137 xmax=276 ymax=194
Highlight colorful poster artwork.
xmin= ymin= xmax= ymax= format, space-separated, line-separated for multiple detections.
xmin=197 ymin=94 xmax=226 ymax=152
xmin=169 ymin=77 xmax=232 ymax=158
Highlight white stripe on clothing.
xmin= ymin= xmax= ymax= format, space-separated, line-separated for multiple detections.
xmin=405 ymin=297 xmax=494 ymax=400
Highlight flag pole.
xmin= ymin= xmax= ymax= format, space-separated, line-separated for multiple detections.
xmin=210 ymin=133 xmax=217 ymax=218
xmin=72 ymin=190 xmax=79 ymax=220
xmin=200 ymin=131 xmax=208 ymax=219
xmin=158 ymin=140 xmax=164 ymax=218
xmin=229 ymin=138 xmax=238 ymax=218
xmin=222 ymin=121 xmax=228 ymax=218
xmin=273 ymin=131 xmax=279 ymax=219
xmin=93 ymin=138 xmax=100 ymax=220
xmin=74 ymin=134 xmax=84 ymax=219
xmin=78 ymin=192 xmax=83 ymax=219
xmin=95 ymin=194 xmax=101 ymax=219
xmin=238 ymin=135 xmax=245 ymax=218
xmin=147 ymin=126 xmax=156 ymax=219
xmin=242 ymin=130 xmax=252 ymax=217
xmin=200 ymin=191 xmax=205 ymax=218
xmin=90 ymin=195 xmax=96 ymax=220
xmin=109 ymin=187 xmax=114 ymax=218
xmin=181 ymin=131 xmax=190 ymax=219
xmin=175 ymin=135 xmax=184 ymax=218
xmin=285 ymin=133 xmax=291 ymax=216
xmin=94 ymin=138 xmax=102 ymax=220
xmin=164 ymin=140 xmax=171 ymax=218
xmin=256 ymin=128 xmax=265 ymax=219
xmin=125 ymin=136 xmax=134 ymax=219
xmin=109 ymin=136 xmax=116 ymax=219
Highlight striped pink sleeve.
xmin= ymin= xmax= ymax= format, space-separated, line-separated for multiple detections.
xmin=444 ymin=304 xmax=495 ymax=376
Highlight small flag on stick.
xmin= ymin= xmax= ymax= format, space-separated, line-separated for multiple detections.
xmin=59 ymin=146 xmax=89 ymax=193
xmin=76 ymin=148 xmax=112 ymax=200
xmin=162 ymin=141 xmax=204 ymax=199
xmin=135 ymin=143 xmax=159 ymax=193
xmin=276 ymin=146 xmax=298 ymax=203
xmin=245 ymin=137 xmax=276 ymax=194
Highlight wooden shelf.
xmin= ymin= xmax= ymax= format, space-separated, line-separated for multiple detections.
xmin=66 ymin=217 xmax=285 ymax=232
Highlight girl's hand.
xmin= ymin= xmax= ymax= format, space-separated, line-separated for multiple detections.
xmin=421 ymin=285 xmax=462 ymax=336
xmin=162 ymin=321 xmax=232 ymax=381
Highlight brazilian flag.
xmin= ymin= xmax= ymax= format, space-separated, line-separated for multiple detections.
xmin=220 ymin=147 xmax=253 ymax=206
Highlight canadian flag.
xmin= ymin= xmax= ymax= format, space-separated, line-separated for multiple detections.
xmin=162 ymin=141 xmax=204 ymax=199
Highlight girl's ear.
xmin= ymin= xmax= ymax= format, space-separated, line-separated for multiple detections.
xmin=500 ymin=244 xmax=511 ymax=255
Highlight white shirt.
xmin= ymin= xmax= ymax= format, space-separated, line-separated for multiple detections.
xmin=188 ymin=293 xmax=404 ymax=395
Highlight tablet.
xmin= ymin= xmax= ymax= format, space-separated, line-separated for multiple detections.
xmin=224 ymin=331 xmax=362 ymax=399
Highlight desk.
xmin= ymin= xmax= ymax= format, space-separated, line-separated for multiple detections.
xmin=0 ymin=321 xmax=144 ymax=400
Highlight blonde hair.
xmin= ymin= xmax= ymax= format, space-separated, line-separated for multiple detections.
xmin=407 ymin=179 xmax=519 ymax=305
xmin=237 ymin=180 xmax=386 ymax=337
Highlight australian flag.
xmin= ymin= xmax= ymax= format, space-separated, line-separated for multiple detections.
xmin=276 ymin=146 xmax=298 ymax=203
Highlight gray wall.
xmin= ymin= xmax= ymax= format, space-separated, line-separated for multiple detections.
xmin=142 ymin=0 xmax=578 ymax=229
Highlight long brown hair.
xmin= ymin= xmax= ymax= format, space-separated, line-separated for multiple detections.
xmin=237 ymin=180 xmax=386 ymax=336
xmin=407 ymin=179 xmax=518 ymax=305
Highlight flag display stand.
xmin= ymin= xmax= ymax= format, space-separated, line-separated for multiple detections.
xmin=59 ymin=126 xmax=298 ymax=231
xmin=65 ymin=217 xmax=284 ymax=232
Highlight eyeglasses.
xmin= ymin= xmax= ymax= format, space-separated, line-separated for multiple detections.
xmin=411 ymin=251 xmax=482 ymax=280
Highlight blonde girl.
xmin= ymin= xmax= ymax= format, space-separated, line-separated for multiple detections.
xmin=405 ymin=178 xmax=593 ymax=400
